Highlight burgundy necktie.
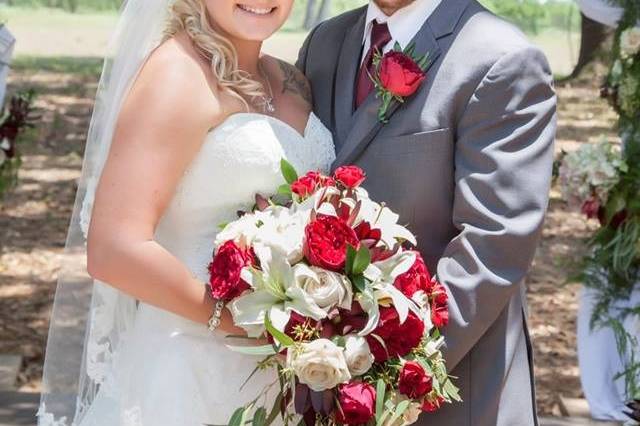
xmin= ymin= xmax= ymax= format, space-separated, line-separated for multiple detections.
xmin=355 ymin=20 xmax=392 ymax=108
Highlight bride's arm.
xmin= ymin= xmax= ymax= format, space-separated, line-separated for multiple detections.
xmin=86 ymin=41 xmax=243 ymax=335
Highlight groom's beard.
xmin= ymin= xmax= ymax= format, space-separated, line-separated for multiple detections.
xmin=372 ymin=0 xmax=416 ymax=16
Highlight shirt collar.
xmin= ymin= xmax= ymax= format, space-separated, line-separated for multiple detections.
xmin=363 ymin=0 xmax=442 ymax=48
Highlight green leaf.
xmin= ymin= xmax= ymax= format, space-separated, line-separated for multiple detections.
xmin=277 ymin=184 xmax=292 ymax=196
xmin=264 ymin=393 xmax=283 ymax=426
xmin=352 ymin=246 xmax=371 ymax=276
xmin=375 ymin=379 xmax=386 ymax=423
xmin=345 ymin=245 xmax=358 ymax=276
xmin=265 ymin=313 xmax=294 ymax=347
xmin=393 ymin=41 xmax=402 ymax=52
xmin=252 ymin=407 xmax=267 ymax=426
xmin=225 ymin=344 xmax=277 ymax=356
xmin=443 ymin=378 xmax=462 ymax=402
xmin=352 ymin=275 xmax=366 ymax=293
xmin=228 ymin=407 xmax=246 ymax=426
xmin=388 ymin=400 xmax=410 ymax=425
xmin=280 ymin=158 xmax=298 ymax=184
xmin=404 ymin=42 xmax=416 ymax=56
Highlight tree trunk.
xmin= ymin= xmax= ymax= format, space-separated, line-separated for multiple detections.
xmin=303 ymin=0 xmax=318 ymax=30
xmin=567 ymin=12 xmax=612 ymax=80
xmin=314 ymin=0 xmax=332 ymax=26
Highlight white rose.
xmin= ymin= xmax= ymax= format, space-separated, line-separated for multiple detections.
xmin=621 ymin=27 xmax=640 ymax=59
xmin=287 ymin=338 xmax=351 ymax=391
xmin=293 ymin=264 xmax=353 ymax=311
xmin=215 ymin=212 xmax=262 ymax=248
xmin=343 ymin=334 xmax=374 ymax=376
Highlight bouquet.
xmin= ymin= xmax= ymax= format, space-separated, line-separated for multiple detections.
xmin=558 ymin=141 xmax=628 ymax=223
xmin=208 ymin=160 xmax=460 ymax=426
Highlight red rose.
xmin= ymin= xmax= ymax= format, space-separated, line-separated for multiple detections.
xmin=430 ymin=283 xmax=449 ymax=328
xmin=422 ymin=395 xmax=445 ymax=413
xmin=379 ymin=51 xmax=426 ymax=98
xmin=291 ymin=171 xmax=334 ymax=197
xmin=208 ymin=241 xmax=254 ymax=301
xmin=394 ymin=251 xmax=433 ymax=297
xmin=335 ymin=382 xmax=376 ymax=425
xmin=366 ymin=307 xmax=424 ymax=362
xmin=334 ymin=165 xmax=366 ymax=188
xmin=304 ymin=214 xmax=360 ymax=271
xmin=398 ymin=361 xmax=433 ymax=399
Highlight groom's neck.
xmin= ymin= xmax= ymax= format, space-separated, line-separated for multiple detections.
xmin=372 ymin=0 xmax=417 ymax=16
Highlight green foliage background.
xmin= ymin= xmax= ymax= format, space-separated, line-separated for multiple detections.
xmin=5 ymin=0 xmax=580 ymax=35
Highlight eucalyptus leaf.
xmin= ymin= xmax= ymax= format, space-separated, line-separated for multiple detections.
xmin=252 ymin=407 xmax=267 ymax=426
xmin=375 ymin=379 xmax=386 ymax=423
xmin=228 ymin=407 xmax=246 ymax=426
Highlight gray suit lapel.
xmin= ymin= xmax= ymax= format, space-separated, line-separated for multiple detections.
xmin=332 ymin=0 xmax=471 ymax=170
xmin=334 ymin=10 xmax=366 ymax=146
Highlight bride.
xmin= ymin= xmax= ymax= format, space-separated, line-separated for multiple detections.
xmin=37 ymin=0 xmax=335 ymax=424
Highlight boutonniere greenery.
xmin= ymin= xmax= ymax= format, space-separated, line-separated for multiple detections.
xmin=370 ymin=42 xmax=429 ymax=123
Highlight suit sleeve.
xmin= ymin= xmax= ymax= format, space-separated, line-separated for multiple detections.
xmin=295 ymin=23 xmax=322 ymax=74
xmin=436 ymin=46 xmax=557 ymax=371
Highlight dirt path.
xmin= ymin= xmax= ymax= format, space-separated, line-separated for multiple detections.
xmin=0 ymin=60 xmax=618 ymax=415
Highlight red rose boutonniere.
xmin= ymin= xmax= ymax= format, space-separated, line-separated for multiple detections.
xmin=370 ymin=42 xmax=428 ymax=123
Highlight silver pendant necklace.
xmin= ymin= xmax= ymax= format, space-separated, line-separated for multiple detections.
xmin=257 ymin=61 xmax=276 ymax=114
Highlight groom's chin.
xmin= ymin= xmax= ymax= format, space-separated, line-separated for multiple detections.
xmin=372 ymin=0 xmax=417 ymax=16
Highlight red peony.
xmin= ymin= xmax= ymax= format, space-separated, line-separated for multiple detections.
xmin=291 ymin=171 xmax=334 ymax=197
xmin=208 ymin=240 xmax=254 ymax=301
xmin=398 ymin=361 xmax=433 ymax=399
xmin=335 ymin=382 xmax=376 ymax=425
xmin=334 ymin=165 xmax=366 ymax=188
xmin=304 ymin=214 xmax=360 ymax=272
xmin=430 ymin=282 xmax=449 ymax=328
xmin=422 ymin=395 xmax=445 ymax=413
xmin=379 ymin=51 xmax=426 ymax=98
xmin=366 ymin=307 xmax=424 ymax=362
xmin=394 ymin=251 xmax=433 ymax=298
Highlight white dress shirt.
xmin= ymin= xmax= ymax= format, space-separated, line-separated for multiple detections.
xmin=361 ymin=0 xmax=443 ymax=64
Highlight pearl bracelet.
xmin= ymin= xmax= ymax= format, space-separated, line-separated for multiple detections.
xmin=207 ymin=297 xmax=225 ymax=333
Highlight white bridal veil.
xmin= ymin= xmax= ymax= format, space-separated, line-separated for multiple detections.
xmin=37 ymin=0 xmax=174 ymax=423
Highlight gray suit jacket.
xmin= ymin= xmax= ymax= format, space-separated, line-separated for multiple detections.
xmin=296 ymin=1 xmax=556 ymax=425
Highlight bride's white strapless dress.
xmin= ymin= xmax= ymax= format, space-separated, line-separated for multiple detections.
xmin=78 ymin=112 xmax=336 ymax=426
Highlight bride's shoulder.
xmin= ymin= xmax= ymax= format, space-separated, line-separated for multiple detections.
xmin=126 ymin=33 xmax=224 ymax=128
xmin=264 ymin=55 xmax=312 ymax=112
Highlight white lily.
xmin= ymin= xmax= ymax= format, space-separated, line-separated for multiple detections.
xmin=353 ymin=196 xmax=417 ymax=247
xmin=362 ymin=250 xmax=422 ymax=325
xmin=229 ymin=245 xmax=327 ymax=337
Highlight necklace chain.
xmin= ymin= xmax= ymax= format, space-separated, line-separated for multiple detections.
xmin=257 ymin=61 xmax=276 ymax=114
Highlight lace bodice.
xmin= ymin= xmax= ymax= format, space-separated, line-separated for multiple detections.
xmin=153 ymin=112 xmax=335 ymax=280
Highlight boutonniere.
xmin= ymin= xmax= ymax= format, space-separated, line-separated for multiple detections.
xmin=370 ymin=42 xmax=429 ymax=123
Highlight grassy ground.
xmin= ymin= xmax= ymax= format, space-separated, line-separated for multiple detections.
xmin=0 ymin=6 xmax=618 ymax=419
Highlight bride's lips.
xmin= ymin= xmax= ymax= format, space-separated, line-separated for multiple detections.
xmin=235 ymin=3 xmax=277 ymax=17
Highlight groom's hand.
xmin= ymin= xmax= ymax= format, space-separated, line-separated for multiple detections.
xmin=436 ymin=45 xmax=557 ymax=372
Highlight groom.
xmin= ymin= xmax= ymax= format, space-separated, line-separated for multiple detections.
xmin=296 ymin=0 xmax=556 ymax=425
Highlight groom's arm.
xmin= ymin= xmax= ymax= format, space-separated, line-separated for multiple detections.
xmin=437 ymin=45 xmax=556 ymax=371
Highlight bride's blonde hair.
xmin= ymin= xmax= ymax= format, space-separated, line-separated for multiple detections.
xmin=164 ymin=0 xmax=266 ymax=109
